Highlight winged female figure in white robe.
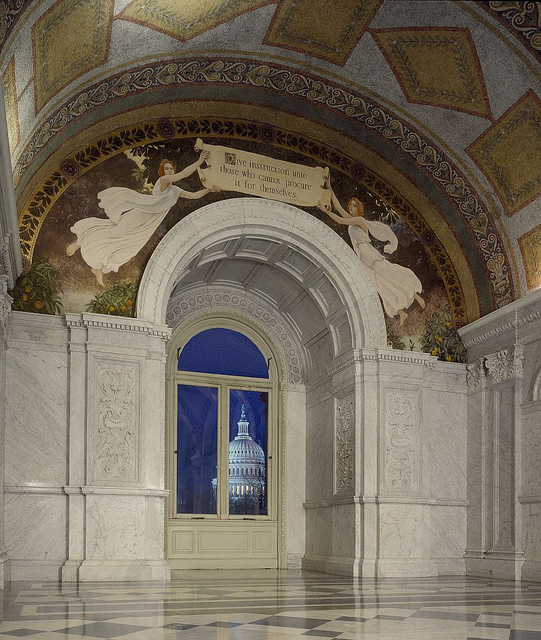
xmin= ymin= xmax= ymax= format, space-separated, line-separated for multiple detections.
xmin=67 ymin=152 xmax=217 ymax=286
xmin=318 ymin=177 xmax=425 ymax=327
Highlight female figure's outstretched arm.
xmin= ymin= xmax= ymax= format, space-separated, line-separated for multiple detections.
xmin=160 ymin=150 xmax=210 ymax=187
xmin=180 ymin=185 xmax=220 ymax=200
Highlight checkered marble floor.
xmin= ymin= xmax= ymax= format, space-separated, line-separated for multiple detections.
xmin=1 ymin=571 xmax=541 ymax=639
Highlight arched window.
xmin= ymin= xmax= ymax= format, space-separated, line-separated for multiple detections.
xmin=172 ymin=326 xmax=274 ymax=520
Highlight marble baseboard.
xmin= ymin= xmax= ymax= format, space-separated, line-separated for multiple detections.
xmin=376 ymin=558 xmax=439 ymax=578
xmin=286 ymin=553 xmax=303 ymax=569
xmin=302 ymin=554 xmax=361 ymax=577
xmin=78 ymin=559 xmax=171 ymax=582
xmin=0 ymin=556 xmax=10 ymax=589
xmin=522 ymin=561 xmax=541 ymax=582
xmin=11 ymin=560 xmax=63 ymax=581
xmin=61 ymin=560 xmax=83 ymax=582
xmin=435 ymin=558 xmax=466 ymax=576
xmin=466 ymin=556 xmax=525 ymax=580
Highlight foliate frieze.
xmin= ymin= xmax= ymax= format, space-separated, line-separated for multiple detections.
xmin=335 ymin=396 xmax=354 ymax=493
xmin=485 ymin=345 xmax=524 ymax=384
xmin=91 ymin=359 xmax=139 ymax=483
xmin=383 ymin=390 xmax=420 ymax=493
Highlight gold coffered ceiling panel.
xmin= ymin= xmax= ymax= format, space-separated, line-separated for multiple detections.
xmin=118 ymin=0 xmax=270 ymax=41
xmin=32 ymin=0 xmax=113 ymax=113
xmin=468 ymin=91 xmax=541 ymax=215
xmin=264 ymin=0 xmax=382 ymax=64
xmin=2 ymin=58 xmax=19 ymax=152
xmin=372 ymin=28 xmax=491 ymax=118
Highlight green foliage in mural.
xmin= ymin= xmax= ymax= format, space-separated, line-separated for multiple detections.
xmin=420 ymin=305 xmax=466 ymax=363
xmin=11 ymin=256 xmax=63 ymax=315
xmin=386 ymin=329 xmax=406 ymax=350
xmin=86 ymin=282 xmax=138 ymax=317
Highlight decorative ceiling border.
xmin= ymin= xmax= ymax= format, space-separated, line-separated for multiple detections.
xmin=0 ymin=0 xmax=33 ymax=49
xmin=481 ymin=1 xmax=541 ymax=62
xmin=13 ymin=57 xmax=513 ymax=309
xmin=19 ymin=117 xmax=467 ymax=326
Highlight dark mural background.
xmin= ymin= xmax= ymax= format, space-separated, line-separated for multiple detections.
xmin=11 ymin=133 xmax=465 ymax=361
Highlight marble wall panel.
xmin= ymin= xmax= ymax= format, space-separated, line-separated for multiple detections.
xmin=304 ymin=507 xmax=332 ymax=557
xmin=522 ymin=408 xmax=541 ymax=496
xmin=428 ymin=390 xmax=467 ymax=500
xmin=466 ymin=388 xmax=485 ymax=554
xmin=431 ymin=506 xmax=467 ymax=560
xmin=379 ymin=503 xmax=425 ymax=559
xmin=331 ymin=503 xmax=355 ymax=559
xmin=85 ymin=495 xmax=146 ymax=561
xmin=140 ymin=352 xmax=167 ymax=489
xmin=523 ymin=504 xmax=541 ymax=562
xmin=144 ymin=497 xmax=166 ymax=560
xmin=306 ymin=390 xmax=333 ymax=503
xmin=5 ymin=494 xmax=67 ymax=561
xmin=5 ymin=347 xmax=68 ymax=485
xmin=284 ymin=388 xmax=306 ymax=557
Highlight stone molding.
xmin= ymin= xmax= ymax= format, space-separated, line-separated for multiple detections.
xmin=65 ymin=312 xmax=172 ymax=339
xmin=335 ymin=395 xmax=354 ymax=493
xmin=0 ymin=234 xmax=15 ymax=290
xmin=466 ymin=359 xmax=486 ymax=391
xmin=167 ymin=286 xmax=305 ymax=384
xmin=304 ymin=496 xmax=468 ymax=508
xmin=89 ymin=359 xmax=140 ymax=485
xmin=382 ymin=389 xmax=420 ymax=494
xmin=460 ymin=288 xmax=541 ymax=348
xmin=137 ymin=198 xmax=386 ymax=350
xmin=4 ymin=485 xmax=169 ymax=497
xmin=485 ymin=345 xmax=524 ymax=383
xmin=0 ymin=274 xmax=12 ymax=334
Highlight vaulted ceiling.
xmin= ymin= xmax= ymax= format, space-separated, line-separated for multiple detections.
xmin=1 ymin=0 xmax=540 ymax=330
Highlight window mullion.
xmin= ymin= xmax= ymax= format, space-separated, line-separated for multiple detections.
xmin=219 ymin=383 xmax=230 ymax=520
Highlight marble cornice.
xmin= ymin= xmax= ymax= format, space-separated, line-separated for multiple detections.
xmin=303 ymin=496 xmax=469 ymax=508
xmin=459 ymin=288 xmax=541 ymax=348
xmin=65 ymin=313 xmax=172 ymax=339
xmin=5 ymin=485 xmax=170 ymax=497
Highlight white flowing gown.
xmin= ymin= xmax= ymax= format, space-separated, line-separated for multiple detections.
xmin=71 ymin=179 xmax=182 ymax=273
xmin=348 ymin=221 xmax=422 ymax=318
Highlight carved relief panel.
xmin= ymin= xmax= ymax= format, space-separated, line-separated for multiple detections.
xmin=382 ymin=389 xmax=420 ymax=494
xmin=335 ymin=395 xmax=354 ymax=494
xmin=88 ymin=358 xmax=140 ymax=485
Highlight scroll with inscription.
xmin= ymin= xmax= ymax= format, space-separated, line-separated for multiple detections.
xmin=194 ymin=138 xmax=331 ymax=208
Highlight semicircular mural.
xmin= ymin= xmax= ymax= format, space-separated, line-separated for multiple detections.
xmin=10 ymin=120 xmax=467 ymax=362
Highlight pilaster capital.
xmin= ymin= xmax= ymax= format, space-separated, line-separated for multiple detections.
xmin=0 ymin=274 xmax=12 ymax=335
xmin=466 ymin=359 xmax=485 ymax=391
xmin=485 ymin=345 xmax=524 ymax=384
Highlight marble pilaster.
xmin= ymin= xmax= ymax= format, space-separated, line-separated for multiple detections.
xmin=460 ymin=288 xmax=541 ymax=581
xmin=0 ymin=276 xmax=11 ymax=587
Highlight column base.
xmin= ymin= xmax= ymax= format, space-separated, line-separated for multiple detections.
xmin=522 ymin=561 xmax=541 ymax=582
xmin=61 ymin=560 xmax=83 ymax=582
xmin=78 ymin=559 xmax=171 ymax=582
xmin=466 ymin=553 xmax=524 ymax=580
xmin=0 ymin=553 xmax=10 ymax=588
xmin=302 ymin=554 xmax=361 ymax=577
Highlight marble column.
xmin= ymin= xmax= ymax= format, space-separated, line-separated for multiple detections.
xmin=0 ymin=276 xmax=12 ymax=587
